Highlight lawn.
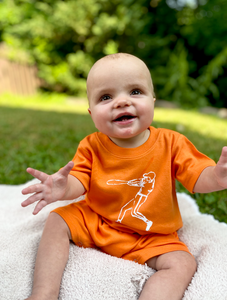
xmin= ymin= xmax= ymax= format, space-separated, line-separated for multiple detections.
xmin=1 ymin=93 xmax=227 ymax=223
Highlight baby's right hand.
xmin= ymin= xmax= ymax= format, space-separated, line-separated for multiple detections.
xmin=21 ymin=161 xmax=74 ymax=214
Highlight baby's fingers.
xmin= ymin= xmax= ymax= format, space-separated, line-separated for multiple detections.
xmin=21 ymin=191 xmax=43 ymax=208
xmin=22 ymin=197 xmax=48 ymax=215
xmin=26 ymin=167 xmax=48 ymax=182
xmin=21 ymin=183 xmax=43 ymax=196
xmin=33 ymin=200 xmax=48 ymax=215
xmin=58 ymin=161 xmax=74 ymax=177
xmin=220 ymin=147 xmax=227 ymax=160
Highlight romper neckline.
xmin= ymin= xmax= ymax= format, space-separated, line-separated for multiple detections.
xmin=95 ymin=126 xmax=160 ymax=159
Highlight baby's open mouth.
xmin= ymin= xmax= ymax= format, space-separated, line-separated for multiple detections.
xmin=114 ymin=115 xmax=136 ymax=122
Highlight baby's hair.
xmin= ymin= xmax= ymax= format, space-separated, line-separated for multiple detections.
xmin=99 ymin=53 xmax=155 ymax=98
xmin=87 ymin=53 xmax=156 ymax=100
xmin=100 ymin=53 xmax=134 ymax=60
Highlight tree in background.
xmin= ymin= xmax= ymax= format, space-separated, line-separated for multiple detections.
xmin=179 ymin=0 xmax=227 ymax=108
xmin=0 ymin=0 xmax=226 ymax=108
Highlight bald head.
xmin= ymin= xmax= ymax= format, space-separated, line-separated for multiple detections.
xmin=87 ymin=53 xmax=155 ymax=102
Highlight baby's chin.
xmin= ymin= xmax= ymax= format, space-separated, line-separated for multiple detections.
xmin=108 ymin=130 xmax=150 ymax=148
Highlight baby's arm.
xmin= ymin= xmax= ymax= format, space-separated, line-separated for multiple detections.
xmin=21 ymin=161 xmax=86 ymax=214
xmin=193 ymin=146 xmax=227 ymax=193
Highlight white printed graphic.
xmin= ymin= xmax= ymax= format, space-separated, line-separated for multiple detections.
xmin=107 ymin=172 xmax=156 ymax=231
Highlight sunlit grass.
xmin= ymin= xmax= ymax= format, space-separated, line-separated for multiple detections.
xmin=0 ymin=92 xmax=89 ymax=114
xmin=154 ymin=108 xmax=227 ymax=141
xmin=153 ymin=108 xmax=227 ymax=162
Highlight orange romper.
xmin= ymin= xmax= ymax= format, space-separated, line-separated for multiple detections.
xmin=53 ymin=127 xmax=216 ymax=264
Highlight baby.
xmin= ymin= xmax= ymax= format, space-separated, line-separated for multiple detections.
xmin=22 ymin=53 xmax=227 ymax=300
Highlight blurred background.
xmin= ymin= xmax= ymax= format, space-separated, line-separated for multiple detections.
xmin=0 ymin=0 xmax=227 ymax=108
xmin=0 ymin=0 xmax=227 ymax=222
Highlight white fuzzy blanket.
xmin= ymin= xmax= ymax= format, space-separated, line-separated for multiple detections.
xmin=1 ymin=179 xmax=227 ymax=300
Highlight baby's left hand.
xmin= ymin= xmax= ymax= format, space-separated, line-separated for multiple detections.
xmin=214 ymin=146 xmax=227 ymax=189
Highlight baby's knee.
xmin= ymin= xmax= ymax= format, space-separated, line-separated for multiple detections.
xmin=175 ymin=252 xmax=197 ymax=281
xmin=44 ymin=212 xmax=71 ymax=240
xmin=157 ymin=251 xmax=197 ymax=279
xmin=187 ymin=255 xmax=197 ymax=277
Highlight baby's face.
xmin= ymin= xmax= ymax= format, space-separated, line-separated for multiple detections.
xmin=87 ymin=54 xmax=156 ymax=147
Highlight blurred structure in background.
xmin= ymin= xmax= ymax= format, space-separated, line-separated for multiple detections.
xmin=0 ymin=43 xmax=41 ymax=95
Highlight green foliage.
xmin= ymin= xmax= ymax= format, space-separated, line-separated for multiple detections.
xmin=153 ymin=41 xmax=207 ymax=107
xmin=178 ymin=0 xmax=227 ymax=107
xmin=0 ymin=0 xmax=227 ymax=107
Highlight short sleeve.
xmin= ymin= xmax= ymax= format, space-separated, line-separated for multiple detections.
xmin=69 ymin=140 xmax=92 ymax=192
xmin=172 ymin=134 xmax=216 ymax=193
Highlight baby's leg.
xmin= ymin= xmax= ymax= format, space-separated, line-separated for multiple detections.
xmin=25 ymin=212 xmax=71 ymax=300
xmin=139 ymin=251 xmax=197 ymax=300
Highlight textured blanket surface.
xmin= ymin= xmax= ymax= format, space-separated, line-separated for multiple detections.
xmin=1 ymin=179 xmax=227 ymax=300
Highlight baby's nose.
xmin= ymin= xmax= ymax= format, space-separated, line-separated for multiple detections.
xmin=113 ymin=97 xmax=131 ymax=108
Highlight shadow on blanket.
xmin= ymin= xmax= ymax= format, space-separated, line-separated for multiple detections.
xmin=1 ymin=179 xmax=227 ymax=300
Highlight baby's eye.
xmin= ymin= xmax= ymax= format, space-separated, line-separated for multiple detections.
xmin=100 ymin=95 xmax=111 ymax=101
xmin=131 ymin=89 xmax=142 ymax=95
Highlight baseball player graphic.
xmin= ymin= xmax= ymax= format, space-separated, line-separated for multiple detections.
xmin=107 ymin=171 xmax=156 ymax=231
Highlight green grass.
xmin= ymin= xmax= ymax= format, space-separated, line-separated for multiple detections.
xmin=0 ymin=92 xmax=89 ymax=114
xmin=1 ymin=93 xmax=227 ymax=223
